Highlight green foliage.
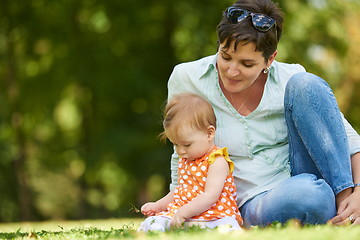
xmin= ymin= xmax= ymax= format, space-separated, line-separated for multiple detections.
xmin=0 ymin=0 xmax=359 ymax=222
xmin=1 ymin=219 xmax=360 ymax=240
xmin=0 ymin=226 xmax=137 ymax=240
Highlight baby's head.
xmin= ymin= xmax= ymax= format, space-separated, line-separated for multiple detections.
xmin=161 ymin=93 xmax=217 ymax=160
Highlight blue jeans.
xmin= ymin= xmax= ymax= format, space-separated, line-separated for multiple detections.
xmin=240 ymin=72 xmax=353 ymax=227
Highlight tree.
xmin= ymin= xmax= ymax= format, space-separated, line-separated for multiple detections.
xmin=0 ymin=0 xmax=359 ymax=222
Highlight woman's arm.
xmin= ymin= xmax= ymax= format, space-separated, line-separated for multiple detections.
xmin=170 ymin=156 xmax=229 ymax=227
xmin=331 ymin=152 xmax=360 ymax=225
xmin=341 ymin=113 xmax=360 ymax=156
xmin=350 ymin=152 xmax=360 ymax=224
xmin=351 ymin=152 xmax=360 ymax=188
xmin=330 ymin=114 xmax=360 ymax=225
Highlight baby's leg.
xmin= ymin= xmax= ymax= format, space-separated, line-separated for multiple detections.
xmin=138 ymin=216 xmax=171 ymax=232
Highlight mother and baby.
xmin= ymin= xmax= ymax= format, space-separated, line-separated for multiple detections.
xmin=138 ymin=0 xmax=360 ymax=231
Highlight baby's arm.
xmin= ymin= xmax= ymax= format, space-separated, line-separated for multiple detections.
xmin=170 ymin=156 xmax=229 ymax=227
xmin=141 ymin=190 xmax=174 ymax=216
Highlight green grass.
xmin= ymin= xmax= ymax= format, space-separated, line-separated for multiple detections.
xmin=1 ymin=218 xmax=360 ymax=240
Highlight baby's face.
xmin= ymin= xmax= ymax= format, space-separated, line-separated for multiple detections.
xmin=168 ymin=127 xmax=213 ymax=161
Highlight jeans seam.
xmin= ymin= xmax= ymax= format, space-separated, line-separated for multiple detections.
xmin=333 ymin=182 xmax=353 ymax=195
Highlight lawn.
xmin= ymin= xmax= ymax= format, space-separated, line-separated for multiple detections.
xmin=1 ymin=218 xmax=360 ymax=240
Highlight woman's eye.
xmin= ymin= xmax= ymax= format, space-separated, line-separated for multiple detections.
xmin=221 ymin=54 xmax=231 ymax=60
xmin=243 ymin=63 xmax=254 ymax=68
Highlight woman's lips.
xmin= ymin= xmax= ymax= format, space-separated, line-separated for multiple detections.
xmin=227 ymin=77 xmax=240 ymax=85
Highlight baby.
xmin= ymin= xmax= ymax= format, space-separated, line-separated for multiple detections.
xmin=138 ymin=93 xmax=243 ymax=231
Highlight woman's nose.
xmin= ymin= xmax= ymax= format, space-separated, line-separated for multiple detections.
xmin=227 ymin=63 xmax=240 ymax=77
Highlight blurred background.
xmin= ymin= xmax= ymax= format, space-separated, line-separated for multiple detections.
xmin=0 ymin=0 xmax=359 ymax=222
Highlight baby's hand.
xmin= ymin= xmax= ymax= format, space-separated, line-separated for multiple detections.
xmin=170 ymin=212 xmax=186 ymax=228
xmin=141 ymin=202 xmax=160 ymax=216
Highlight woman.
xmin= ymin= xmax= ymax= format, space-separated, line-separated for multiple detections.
xmin=166 ymin=0 xmax=360 ymax=227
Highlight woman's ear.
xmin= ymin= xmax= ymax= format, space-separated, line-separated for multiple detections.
xmin=267 ymin=50 xmax=278 ymax=66
xmin=207 ymin=125 xmax=216 ymax=141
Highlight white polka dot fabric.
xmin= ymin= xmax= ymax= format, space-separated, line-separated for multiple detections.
xmin=157 ymin=147 xmax=243 ymax=225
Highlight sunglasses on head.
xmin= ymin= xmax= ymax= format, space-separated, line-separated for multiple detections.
xmin=225 ymin=7 xmax=276 ymax=33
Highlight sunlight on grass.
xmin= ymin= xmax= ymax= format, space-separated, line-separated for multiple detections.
xmin=0 ymin=218 xmax=142 ymax=232
xmin=1 ymin=218 xmax=360 ymax=240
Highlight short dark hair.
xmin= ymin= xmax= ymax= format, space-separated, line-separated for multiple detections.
xmin=217 ymin=0 xmax=284 ymax=61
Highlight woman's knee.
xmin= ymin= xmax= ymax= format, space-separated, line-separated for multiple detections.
xmin=287 ymin=72 xmax=328 ymax=92
xmin=285 ymin=72 xmax=331 ymax=106
xmin=285 ymin=72 xmax=338 ymax=125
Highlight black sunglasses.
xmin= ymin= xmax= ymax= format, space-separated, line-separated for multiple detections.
xmin=225 ymin=7 xmax=276 ymax=33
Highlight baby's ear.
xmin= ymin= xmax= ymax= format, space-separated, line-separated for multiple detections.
xmin=207 ymin=125 xmax=216 ymax=140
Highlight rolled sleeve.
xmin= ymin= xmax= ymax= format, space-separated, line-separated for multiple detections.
xmin=341 ymin=113 xmax=360 ymax=156
xmin=169 ymin=148 xmax=179 ymax=191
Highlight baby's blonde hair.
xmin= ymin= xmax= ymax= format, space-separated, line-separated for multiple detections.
xmin=160 ymin=93 xmax=216 ymax=142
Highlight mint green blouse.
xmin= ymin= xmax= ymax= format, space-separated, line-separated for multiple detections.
xmin=167 ymin=54 xmax=360 ymax=207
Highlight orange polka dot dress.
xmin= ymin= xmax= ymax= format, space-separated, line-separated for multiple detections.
xmin=158 ymin=146 xmax=243 ymax=225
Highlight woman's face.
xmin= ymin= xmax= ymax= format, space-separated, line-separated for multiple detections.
xmin=217 ymin=41 xmax=271 ymax=93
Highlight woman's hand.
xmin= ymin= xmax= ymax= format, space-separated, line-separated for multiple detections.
xmin=331 ymin=188 xmax=360 ymax=225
